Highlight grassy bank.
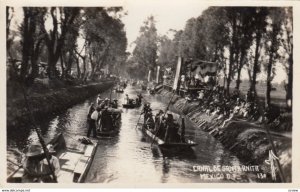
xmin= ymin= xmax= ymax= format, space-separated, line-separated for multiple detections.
xmin=7 ymin=79 xmax=114 ymax=130
xmin=157 ymin=89 xmax=292 ymax=182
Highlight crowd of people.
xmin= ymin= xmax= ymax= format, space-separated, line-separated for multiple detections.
xmin=87 ymin=94 xmax=120 ymax=138
xmin=187 ymin=85 xmax=282 ymax=131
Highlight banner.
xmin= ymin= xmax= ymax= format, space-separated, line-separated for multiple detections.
xmin=156 ymin=66 xmax=160 ymax=84
xmin=173 ymin=57 xmax=182 ymax=90
xmin=148 ymin=70 xmax=151 ymax=82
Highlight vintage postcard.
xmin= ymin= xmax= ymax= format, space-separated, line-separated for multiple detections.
xmin=1 ymin=0 xmax=299 ymax=188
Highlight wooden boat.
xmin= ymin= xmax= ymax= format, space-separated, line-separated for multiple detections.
xmin=7 ymin=133 xmax=98 ymax=183
xmin=122 ymin=100 xmax=141 ymax=109
xmin=141 ymin=125 xmax=197 ymax=150
xmin=96 ymin=108 xmax=122 ymax=137
xmin=97 ymin=129 xmax=119 ymax=137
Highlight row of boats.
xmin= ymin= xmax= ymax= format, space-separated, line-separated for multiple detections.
xmin=7 ymin=84 xmax=197 ymax=183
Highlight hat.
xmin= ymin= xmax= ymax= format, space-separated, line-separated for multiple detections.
xmin=26 ymin=144 xmax=43 ymax=157
xmin=105 ymin=98 xmax=109 ymax=101
xmin=98 ymin=94 xmax=101 ymax=97
xmin=47 ymin=144 xmax=56 ymax=153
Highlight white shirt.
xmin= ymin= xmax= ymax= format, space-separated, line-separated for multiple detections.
xmin=91 ymin=111 xmax=99 ymax=120
xmin=40 ymin=156 xmax=60 ymax=177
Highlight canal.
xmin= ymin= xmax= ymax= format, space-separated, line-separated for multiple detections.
xmin=7 ymin=85 xmax=254 ymax=183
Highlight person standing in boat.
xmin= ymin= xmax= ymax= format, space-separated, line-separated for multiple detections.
xmin=125 ymin=94 xmax=130 ymax=104
xmin=88 ymin=107 xmax=100 ymax=138
xmin=141 ymin=103 xmax=151 ymax=124
xmin=145 ymin=110 xmax=155 ymax=131
xmin=22 ymin=144 xmax=52 ymax=183
xmin=87 ymin=102 xmax=95 ymax=122
xmin=39 ymin=144 xmax=60 ymax=183
xmin=164 ymin=113 xmax=177 ymax=143
xmin=137 ymin=93 xmax=143 ymax=104
xmin=96 ymin=94 xmax=103 ymax=105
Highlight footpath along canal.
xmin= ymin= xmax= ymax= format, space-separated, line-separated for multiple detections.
xmin=7 ymin=85 xmax=272 ymax=183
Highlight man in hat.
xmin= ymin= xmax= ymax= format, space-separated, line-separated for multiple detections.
xmin=88 ymin=107 xmax=100 ymax=138
xmin=22 ymin=144 xmax=52 ymax=182
xmin=39 ymin=144 xmax=60 ymax=183
xmin=164 ymin=113 xmax=177 ymax=143
xmin=87 ymin=102 xmax=95 ymax=122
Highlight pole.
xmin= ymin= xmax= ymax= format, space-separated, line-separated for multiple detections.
xmin=20 ymin=84 xmax=57 ymax=182
xmin=135 ymin=113 xmax=143 ymax=129
xmin=265 ymin=124 xmax=286 ymax=182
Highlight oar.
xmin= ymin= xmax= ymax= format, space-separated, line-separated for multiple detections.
xmin=150 ymin=90 xmax=177 ymax=147
xmin=20 ymin=82 xmax=57 ymax=183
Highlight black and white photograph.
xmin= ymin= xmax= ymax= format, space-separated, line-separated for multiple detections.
xmin=2 ymin=0 xmax=298 ymax=187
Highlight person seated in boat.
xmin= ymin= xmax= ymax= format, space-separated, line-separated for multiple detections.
xmin=164 ymin=113 xmax=178 ymax=143
xmin=96 ymin=94 xmax=103 ymax=105
xmin=145 ymin=111 xmax=155 ymax=131
xmin=39 ymin=144 xmax=60 ymax=183
xmin=100 ymin=106 xmax=114 ymax=131
xmin=22 ymin=144 xmax=53 ymax=183
xmin=110 ymin=99 xmax=118 ymax=108
xmin=100 ymin=98 xmax=110 ymax=109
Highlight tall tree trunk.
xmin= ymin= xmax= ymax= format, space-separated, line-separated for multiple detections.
xmin=286 ymin=51 xmax=293 ymax=112
xmin=60 ymin=53 xmax=65 ymax=79
xmin=251 ymin=33 xmax=262 ymax=98
xmin=75 ymin=55 xmax=81 ymax=79
xmin=236 ymin=51 xmax=246 ymax=90
xmin=266 ymin=53 xmax=274 ymax=108
xmin=20 ymin=9 xmax=31 ymax=81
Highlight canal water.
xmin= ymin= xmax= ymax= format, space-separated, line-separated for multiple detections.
xmin=7 ymin=85 xmax=255 ymax=183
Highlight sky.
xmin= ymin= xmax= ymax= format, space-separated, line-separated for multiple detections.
xmin=120 ymin=1 xmax=286 ymax=83
xmin=8 ymin=1 xmax=287 ymax=83
xmin=121 ymin=0 xmax=209 ymax=52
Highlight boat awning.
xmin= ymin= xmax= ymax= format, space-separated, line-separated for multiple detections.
xmin=188 ymin=60 xmax=218 ymax=76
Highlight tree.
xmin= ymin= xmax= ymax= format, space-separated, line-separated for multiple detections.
xmin=249 ymin=7 xmax=268 ymax=98
xmin=83 ymin=8 xmax=127 ymax=80
xmin=281 ymin=7 xmax=293 ymax=111
xmin=264 ymin=8 xmax=285 ymax=108
xmin=40 ymin=7 xmax=80 ymax=79
xmin=132 ymin=16 xmax=158 ymax=80
xmin=20 ymin=7 xmax=46 ymax=85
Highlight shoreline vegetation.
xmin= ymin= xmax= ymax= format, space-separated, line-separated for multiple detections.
xmin=7 ymin=79 xmax=114 ymax=131
xmin=157 ymin=88 xmax=292 ymax=182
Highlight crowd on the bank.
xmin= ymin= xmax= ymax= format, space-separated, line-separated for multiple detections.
xmin=187 ymin=85 xmax=281 ymax=128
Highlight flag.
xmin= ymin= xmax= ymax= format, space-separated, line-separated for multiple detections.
xmin=173 ymin=57 xmax=182 ymax=90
